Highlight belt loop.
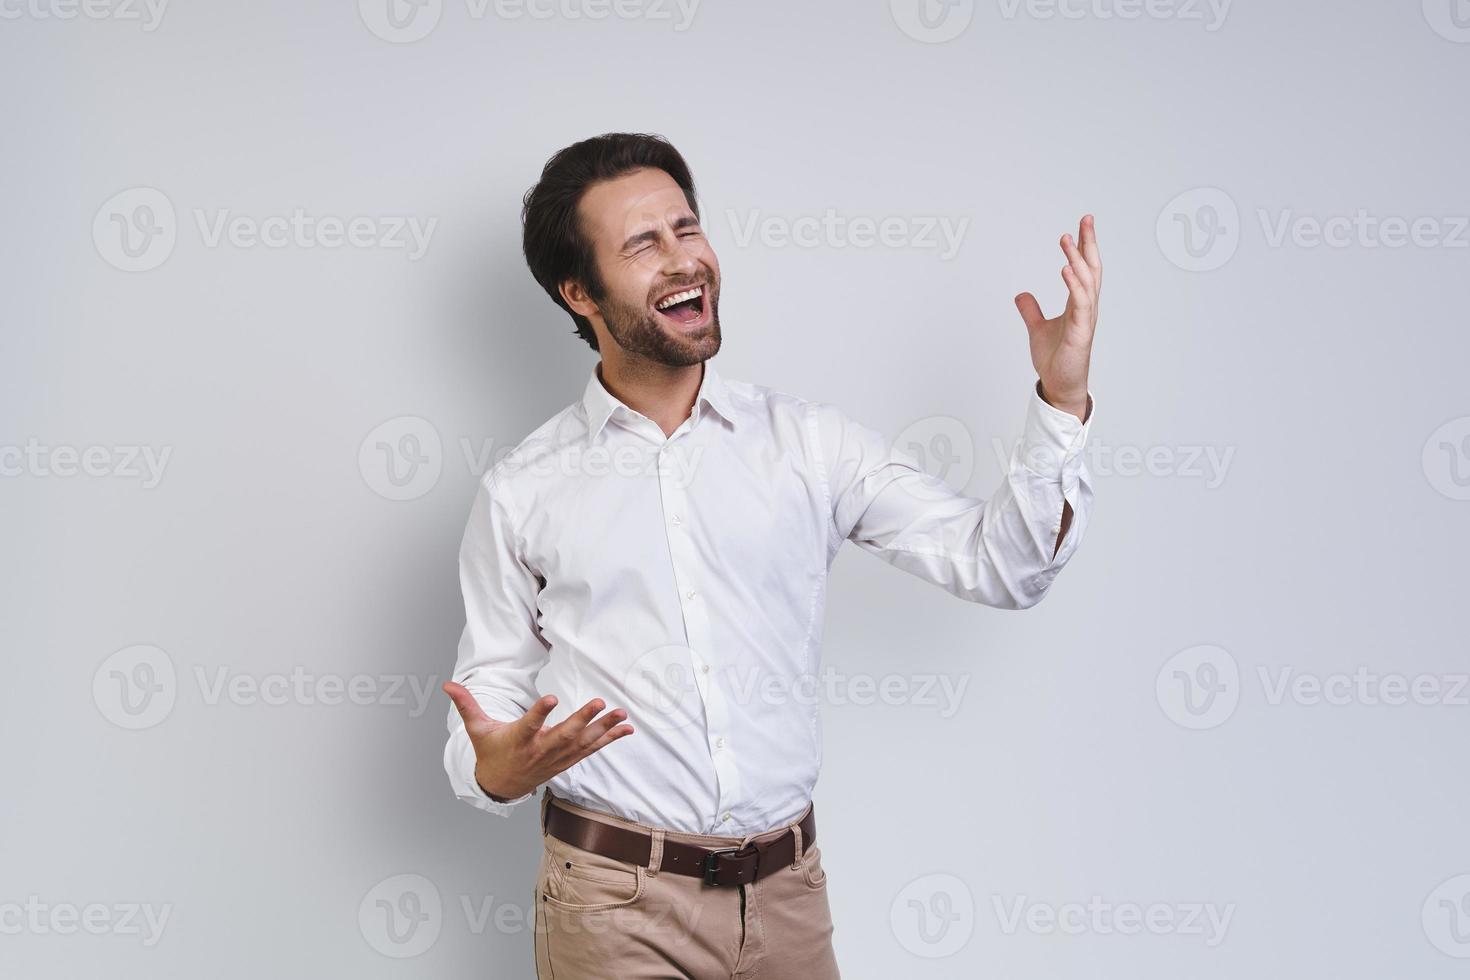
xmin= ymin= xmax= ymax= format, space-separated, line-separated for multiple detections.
xmin=647 ymin=827 xmax=665 ymax=876
xmin=790 ymin=818 xmax=804 ymax=870
xmin=539 ymin=787 xmax=552 ymax=835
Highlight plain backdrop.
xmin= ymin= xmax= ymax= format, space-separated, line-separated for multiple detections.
xmin=3 ymin=0 xmax=1469 ymax=976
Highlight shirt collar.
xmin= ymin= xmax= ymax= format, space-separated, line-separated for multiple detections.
xmin=581 ymin=360 xmax=739 ymax=443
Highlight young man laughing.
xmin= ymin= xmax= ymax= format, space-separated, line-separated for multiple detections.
xmin=443 ymin=132 xmax=1100 ymax=978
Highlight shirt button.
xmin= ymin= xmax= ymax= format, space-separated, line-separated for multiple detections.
xmin=721 ymin=812 xmax=731 ymax=822
xmin=701 ymin=663 xmax=710 ymax=674
xmin=686 ymin=589 xmax=697 ymax=600
xmin=715 ymin=736 xmax=725 ymax=749
xmin=671 ymin=514 xmax=682 ymax=525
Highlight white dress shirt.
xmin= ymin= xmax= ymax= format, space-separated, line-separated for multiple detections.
xmin=445 ymin=359 xmax=1094 ymax=836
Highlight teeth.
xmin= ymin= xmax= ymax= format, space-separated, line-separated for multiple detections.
xmin=655 ymin=286 xmax=703 ymax=311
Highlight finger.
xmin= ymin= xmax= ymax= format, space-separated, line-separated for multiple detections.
xmin=515 ymin=693 xmax=559 ymax=738
xmin=443 ymin=681 xmax=491 ymax=728
xmin=569 ymin=721 xmax=635 ymax=765
xmin=1061 ymin=264 xmax=1094 ymax=317
xmin=1078 ymin=214 xmax=1102 ymax=293
xmin=1078 ymin=214 xmax=1101 ymax=278
xmin=545 ymin=697 xmax=610 ymax=742
xmin=1014 ymin=291 xmax=1046 ymax=331
xmin=1060 ymin=233 xmax=1095 ymax=293
xmin=572 ymin=708 xmax=629 ymax=753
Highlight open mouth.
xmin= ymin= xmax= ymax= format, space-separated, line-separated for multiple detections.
xmin=652 ymin=284 xmax=709 ymax=328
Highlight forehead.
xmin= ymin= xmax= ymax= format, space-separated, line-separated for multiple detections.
xmin=578 ymin=168 xmax=695 ymax=246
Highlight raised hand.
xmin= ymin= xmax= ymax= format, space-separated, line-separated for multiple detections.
xmin=443 ymin=682 xmax=634 ymax=802
xmin=1014 ymin=214 xmax=1102 ymax=422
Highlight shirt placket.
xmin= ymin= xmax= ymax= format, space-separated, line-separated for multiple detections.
xmin=656 ymin=415 xmax=743 ymax=833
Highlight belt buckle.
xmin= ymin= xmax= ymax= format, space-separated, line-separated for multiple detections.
xmin=702 ymin=845 xmax=756 ymax=886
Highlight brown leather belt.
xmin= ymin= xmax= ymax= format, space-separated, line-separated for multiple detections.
xmin=542 ymin=795 xmax=816 ymax=887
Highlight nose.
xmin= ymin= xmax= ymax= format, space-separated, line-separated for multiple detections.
xmin=659 ymin=232 xmax=699 ymax=279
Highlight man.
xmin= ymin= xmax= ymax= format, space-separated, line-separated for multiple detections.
xmin=443 ymin=132 xmax=1099 ymax=978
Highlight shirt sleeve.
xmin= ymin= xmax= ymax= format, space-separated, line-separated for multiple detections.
xmin=443 ymin=470 xmax=550 ymax=816
xmin=809 ymin=382 xmax=1095 ymax=610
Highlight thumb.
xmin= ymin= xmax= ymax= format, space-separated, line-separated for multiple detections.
xmin=443 ymin=681 xmax=490 ymax=728
xmin=1014 ymin=292 xmax=1046 ymax=332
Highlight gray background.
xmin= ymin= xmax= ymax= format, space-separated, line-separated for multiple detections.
xmin=4 ymin=0 xmax=1468 ymax=976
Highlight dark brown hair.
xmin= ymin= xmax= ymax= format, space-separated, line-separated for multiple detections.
xmin=521 ymin=133 xmax=699 ymax=351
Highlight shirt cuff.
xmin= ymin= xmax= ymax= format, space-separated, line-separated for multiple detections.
xmin=1017 ymin=381 xmax=1094 ymax=493
xmin=445 ymin=730 xmax=536 ymax=816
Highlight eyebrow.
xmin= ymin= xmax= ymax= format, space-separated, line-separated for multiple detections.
xmin=619 ymin=214 xmax=701 ymax=253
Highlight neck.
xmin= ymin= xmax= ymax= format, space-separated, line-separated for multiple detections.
xmin=596 ymin=354 xmax=705 ymax=439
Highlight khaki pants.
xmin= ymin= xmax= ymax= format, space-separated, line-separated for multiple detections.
xmin=534 ymin=789 xmax=841 ymax=979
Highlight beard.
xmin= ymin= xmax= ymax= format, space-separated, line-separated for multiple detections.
xmin=594 ymin=272 xmax=722 ymax=367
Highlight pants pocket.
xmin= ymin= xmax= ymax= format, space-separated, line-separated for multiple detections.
xmin=801 ymin=841 xmax=829 ymax=889
xmin=541 ymin=833 xmax=646 ymax=912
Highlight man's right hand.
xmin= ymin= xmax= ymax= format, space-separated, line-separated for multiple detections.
xmin=442 ymin=682 xmax=634 ymax=802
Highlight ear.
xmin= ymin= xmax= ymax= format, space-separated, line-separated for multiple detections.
xmin=559 ymin=280 xmax=599 ymax=319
